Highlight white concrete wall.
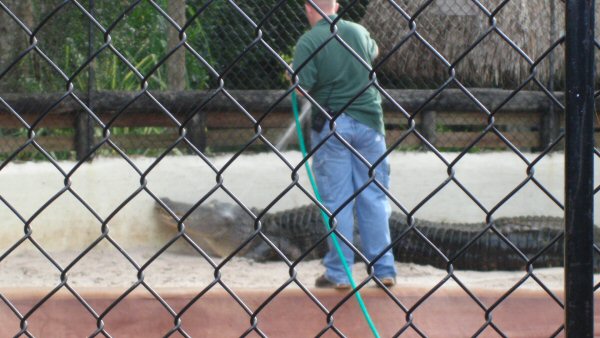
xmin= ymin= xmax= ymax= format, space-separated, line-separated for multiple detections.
xmin=0 ymin=151 xmax=597 ymax=252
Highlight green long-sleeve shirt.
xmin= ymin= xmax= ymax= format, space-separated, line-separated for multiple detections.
xmin=292 ymin=15 xmax=384 ymax=134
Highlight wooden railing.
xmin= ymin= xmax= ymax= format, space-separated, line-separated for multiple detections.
xmin=0 ymin=89 xmax=571 ymax=158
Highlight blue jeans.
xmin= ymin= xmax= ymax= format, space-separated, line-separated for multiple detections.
xmin=311 ymin=114 xmax=396 ymax=284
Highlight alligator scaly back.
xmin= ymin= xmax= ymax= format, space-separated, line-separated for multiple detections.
xmin=156 ymin=199 xmax=599 ymax=271
xmin=390 ymin=215 xmax=575 ymax=270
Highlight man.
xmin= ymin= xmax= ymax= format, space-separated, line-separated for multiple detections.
xmin=291 ymin=0 xmax=396 ymax=289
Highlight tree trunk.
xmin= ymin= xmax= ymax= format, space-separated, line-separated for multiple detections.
xmin=167 ymin=0 xmax=205 ymax=151
xmin=167 ymin=0 xmax=186 ymax=91
xmin=0 ymin=0 xmax=33 ymax=93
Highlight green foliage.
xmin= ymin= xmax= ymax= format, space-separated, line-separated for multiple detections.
xmin=93 ymin=0 xmax=170 ymax=90
xmin=1 ymin=0 xmax=371 ymax=93
xmin=0 ymin=0 xmax=372 ymax=160
xmin=185 ymin=0 xmax=370 ymax=89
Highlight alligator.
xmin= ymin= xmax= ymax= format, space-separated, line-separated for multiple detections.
xmin=155 ymin=198 xmax=600 ymax=271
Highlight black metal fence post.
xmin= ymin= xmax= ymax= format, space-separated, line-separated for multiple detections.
xmin=564 ymin=0 xmax=595 ymax=336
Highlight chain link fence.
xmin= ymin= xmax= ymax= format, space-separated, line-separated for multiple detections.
xmin=1 ymin=0 xmax=594 ymax=157
xmin=0 ymin=0 xmax=598 ymax=336
xmin=0 ymin=0 xmax=571 ymax=91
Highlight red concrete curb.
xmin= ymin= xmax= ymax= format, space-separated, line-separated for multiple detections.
xmin=0 ymin=287 xmax=597 ymax=337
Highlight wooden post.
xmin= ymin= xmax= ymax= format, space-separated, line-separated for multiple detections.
xmin=187 ymin=113 xmax=206 ymax=152
xmin=421 ymin=110 xmax=437 ymax=148
xmin=541 ymin=0 xmax=561 ymax=150
xmin=75 ymin=110 xmax=93 ymax=160
xmin=541 ymin=105 xmax=561 ymax=150
xmin=75 ymin=0 xmax=96 ymax=161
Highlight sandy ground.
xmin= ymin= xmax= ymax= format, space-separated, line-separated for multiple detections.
xmin=0 ymin=151 xmax=598 ymax=292
xmin=0 ymin=247 xmax=586 ymax=293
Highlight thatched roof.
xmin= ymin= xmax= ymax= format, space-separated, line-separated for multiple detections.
xmin=360 ymin=0 xmax=578 ymax=89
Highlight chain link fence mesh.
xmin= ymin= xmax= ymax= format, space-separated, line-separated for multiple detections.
xmin=0 ymin=0 xmax=596 ymax=336
xmin=0 ymin=0 xmax=593 ymax=157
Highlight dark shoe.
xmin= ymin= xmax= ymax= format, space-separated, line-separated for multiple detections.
xmin=378 ymin=276 xmax=396 ymax=288
xmin=315 ymin=274 xmax=351 ymax=290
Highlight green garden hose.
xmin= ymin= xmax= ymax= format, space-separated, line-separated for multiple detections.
xmin=291 ymin=91 xmax=381 ymax=338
